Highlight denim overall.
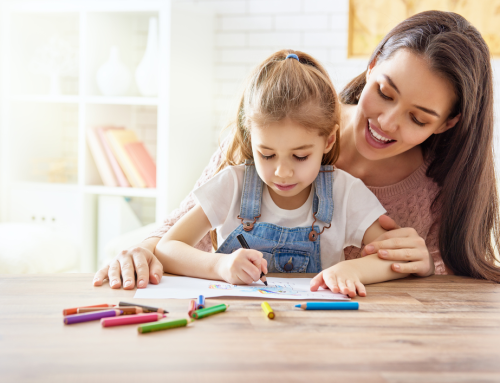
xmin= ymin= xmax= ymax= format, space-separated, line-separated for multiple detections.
xmin=216 ymin=160 xmax=334 ymax=273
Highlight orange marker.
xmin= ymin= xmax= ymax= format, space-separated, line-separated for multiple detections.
xmin=188 ymin=300 xmax=197 ymax=317
xmin=62 ymin=304 xmax=115 ymax=316
xmin=77 ymin=306 xmax=143 ymax=315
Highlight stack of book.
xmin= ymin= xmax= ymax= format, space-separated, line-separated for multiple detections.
xmin=86 ymin=126 xmax=156 ymax=188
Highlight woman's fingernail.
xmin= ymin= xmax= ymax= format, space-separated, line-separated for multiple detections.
xmin=124 ymin=280 xmax=132 ymax=287
xmin=393 ymin=264 xmax=400 ymax=270
xmin=365 ymin=245 xmax=374 ymax=253
xmin=379 ymin=250 xmax=388 ymax=257
xmin=138 ymin=280 xmax=145 ymax=288
xmin=111 ymin=279 xmax=118 ymax=286
xmin=154 ymin=274 xmax=159 ymax=283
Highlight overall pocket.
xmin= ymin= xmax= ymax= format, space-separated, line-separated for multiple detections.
xmin=272 ymin=249 xmax=310 ymax=273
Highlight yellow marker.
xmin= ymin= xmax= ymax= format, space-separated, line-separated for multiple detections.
xmin=261 ymin=301 xmax=275 ymax=319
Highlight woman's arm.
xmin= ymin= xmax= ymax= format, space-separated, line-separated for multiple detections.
xmin=155 ymin=205 xmax=268 ymax=285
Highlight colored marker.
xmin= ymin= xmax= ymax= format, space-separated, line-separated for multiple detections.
xmin=236 ymin=234 xmax=267 ymax=286
xmin=188 ymin=300 xmax=197 ymax=317
xmin=138 ymin=318 xmax=193 ymax=334
xmin=64 ymin=309 xmax=122 ymax=324
xmin=101 ymin=313 xmax=165 ymax=327
xmin=261 ymin=301 xmax=275 ymax=319
xmin=295 ymin=302 xmax=359 ymax=310
xmin=62 ymin=304 xmax=115 ymax=316
xmin=191 ymin=304 xmax=229 ymax=319
xmin=118 ymin=301 xmax=168 ymax=314
xmin=77 ymin=306 xmax=143 ymax=315
xmin=197 ymin=295 xmax=205 ymax=310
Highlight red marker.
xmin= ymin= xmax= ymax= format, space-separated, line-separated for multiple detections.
xmin=101 ymin=313 xmax=165 ymax=327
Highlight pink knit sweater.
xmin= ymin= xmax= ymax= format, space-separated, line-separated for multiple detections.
xmin=147 ymin=145 xmax=447 ymax=275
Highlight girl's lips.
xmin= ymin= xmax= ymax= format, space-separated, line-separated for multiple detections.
xmin=275 ymin=183 xmax=297 ymax=191
xmin=365 ymin=121 xmax=397 ymax=149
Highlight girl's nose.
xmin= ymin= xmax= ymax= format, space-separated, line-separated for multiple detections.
xmin=275 ymin=162 xmax=293 ymax=179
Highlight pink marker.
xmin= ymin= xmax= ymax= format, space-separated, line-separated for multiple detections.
xmin=101 ymin=313 xmax=165 ymax=327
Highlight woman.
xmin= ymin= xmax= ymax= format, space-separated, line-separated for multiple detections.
xmin=93 ymin=10 xmax=500 ymax=289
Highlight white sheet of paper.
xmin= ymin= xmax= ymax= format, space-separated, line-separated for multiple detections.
xmin=133 ymin=276 xmax=350 ymax=300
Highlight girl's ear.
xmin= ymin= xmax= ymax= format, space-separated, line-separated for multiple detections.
xmin=324 ymin=128 xmax=337 ymax=153
xmin=435 ymin=113 xmax=461 ymax=134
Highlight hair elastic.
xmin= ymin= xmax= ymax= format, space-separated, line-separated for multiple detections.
xmin=285 ymin=53 xmax=299 ymax=62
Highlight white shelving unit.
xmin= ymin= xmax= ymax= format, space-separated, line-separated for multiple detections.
xmin=0 ymin=0 xmax=214 ymax=272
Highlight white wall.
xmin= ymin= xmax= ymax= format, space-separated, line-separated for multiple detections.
xmin=176 ymin=0 xmax=500 ymax=166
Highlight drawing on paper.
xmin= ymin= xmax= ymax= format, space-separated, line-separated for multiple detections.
xmin=209 ymin=282 xmax=300 ymax=296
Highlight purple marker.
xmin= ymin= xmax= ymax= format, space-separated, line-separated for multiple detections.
xmin=197 ymin=295 xmax=205 ymax=310
xmin=64 ymin=309 xmax=122 ymax=325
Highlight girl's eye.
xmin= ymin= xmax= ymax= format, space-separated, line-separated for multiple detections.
xmin=261 ymin=153 xmax=275 ymax=160
xmin=377 ymin=86 xmax=392 ymax=101
xmin=294 ymin=155 xmax=308 ymax=162
xmin=411 ymin=115 xmax=426 ymax=127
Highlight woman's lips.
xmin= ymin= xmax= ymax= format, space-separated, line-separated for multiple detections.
xmin=365 ymin=121 xmax=397 ymax=149
xmin=275 ymin=183 xmax=297 ymax=191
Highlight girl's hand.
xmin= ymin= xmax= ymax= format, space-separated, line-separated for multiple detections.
xmin=361 ymin=215 xmax=435 ymax=277
xmin=215 ymin=249 xmax=268 ymax=285
xmin=93 ymin=240 xmax=164 ymax=289
xmin=310 ymin=262 xmax=366 ymax=298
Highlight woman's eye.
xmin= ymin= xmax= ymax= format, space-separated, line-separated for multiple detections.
xmin=377 ymin=86 xmax=392 ymax=101
xmin=411 ymin=115 xmax=426 ymax=127
xmin=260 ymin=153 xmax=275 ymax=160
xmin=294 ymin=155 xmax=308 ymax=162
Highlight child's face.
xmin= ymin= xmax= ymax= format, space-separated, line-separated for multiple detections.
xmin=250 ymin=118 xmax=335 ymax=210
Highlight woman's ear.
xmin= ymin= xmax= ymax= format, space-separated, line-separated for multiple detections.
xmin=435 ymin=113 xmax=461 ymax=134
xmin=324 ymin=128 xmax=337 ymax=153
xmin=366 ymin=56 xmax=378 ymax=81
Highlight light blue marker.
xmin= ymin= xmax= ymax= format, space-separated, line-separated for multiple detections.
xmin=197 ymin=295 xmax=205 ymax=310
xmin=295 ymin=302 xmax=359 ymax=310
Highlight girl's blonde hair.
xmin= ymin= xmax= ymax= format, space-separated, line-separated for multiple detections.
xmin=211 ymin=49 xmax=341 ymax=249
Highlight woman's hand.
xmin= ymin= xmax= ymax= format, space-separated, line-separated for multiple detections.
xmin=310 ymin=262 xmax=366 ymax=298
xmin=361 ymin=215 xmax=435 ymax=277
xmin=92 ymin=237 xmax=164 ymax=289
xmin=215 ymin=249 xmax=268 ymax=285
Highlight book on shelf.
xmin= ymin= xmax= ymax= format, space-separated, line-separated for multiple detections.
xmin=124 ymin=142 xmax=157 ymax=188
xmin=96 ymin=126 xmax=131 ymax=188
xmin=105 ymin=129 xmax=147 ymax=188
xmin=86 ymin=127 xmax=118 ymax=187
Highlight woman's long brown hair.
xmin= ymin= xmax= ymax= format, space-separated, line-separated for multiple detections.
xmin=210 ymin=49 xmax=341 ymax=249
xmin=340 ymin=11 xmax=500 ymax=282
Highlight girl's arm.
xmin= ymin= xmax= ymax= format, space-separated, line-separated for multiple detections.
xmin=155 ymin=205 xmax=268 ymax=284
xmin=310 ymin=219 xmax=409 ymax=297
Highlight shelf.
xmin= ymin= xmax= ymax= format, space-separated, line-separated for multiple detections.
xmin=84 ymin=96 xmax=159 ymax=105
xmin=11 ymin=182 xmax=79 ymax=192
xmin=84 ymin=185 xmax=158 ymax=198
xmin=10 ymin=95 xmax=80 ymax=103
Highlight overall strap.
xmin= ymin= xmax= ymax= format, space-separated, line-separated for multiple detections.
xmin=238 ymin=160 xmax=263 ymax=231
xmin=312 ymin=165 xmax=334 ymax=224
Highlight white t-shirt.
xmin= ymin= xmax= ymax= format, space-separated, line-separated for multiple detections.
xmin=193 ymin=165 xmax=386 ymax=268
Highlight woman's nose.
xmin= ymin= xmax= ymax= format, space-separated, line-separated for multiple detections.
xmin=378 ymin=109 xmax=400 ymax=133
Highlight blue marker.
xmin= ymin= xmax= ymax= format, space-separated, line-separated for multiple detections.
xmin=295 ymin=302 xmax=359 ymax=310
xmin=197 ymin=295 xmax=205 ymax=310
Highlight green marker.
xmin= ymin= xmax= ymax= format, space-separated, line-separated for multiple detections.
xmin=191 ymin=304 xmax=229 ymax=319
xmin=138 ymin=318 xmax=192 ymax=334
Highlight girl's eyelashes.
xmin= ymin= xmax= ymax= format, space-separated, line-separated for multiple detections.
xmin=377 ymin=86 xmax=392 ymax=101
xmin=411 ymin=115 xmax=426 ymax=126
xmin=294 ymin=155 xmax=308 ymax=161
xmin=260 ymin=153 xmax=275 ymax=160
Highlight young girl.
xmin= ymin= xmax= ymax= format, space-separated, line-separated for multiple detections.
xmin=154 ymin=51 xmax=407 ymax=297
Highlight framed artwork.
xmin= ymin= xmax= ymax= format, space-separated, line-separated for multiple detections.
xmin=348 ymin=0 xmax=500 ymax=57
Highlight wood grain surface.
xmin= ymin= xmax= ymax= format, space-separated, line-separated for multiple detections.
xmin=1 ymin=273 xmax=499 ymax=383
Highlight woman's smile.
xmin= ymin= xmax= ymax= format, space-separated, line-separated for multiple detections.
xmin=365 ymin=120 xmax=397 ymax=149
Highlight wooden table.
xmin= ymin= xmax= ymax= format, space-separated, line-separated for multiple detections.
xmin=1 ymin=274 xmax=499 ymax=382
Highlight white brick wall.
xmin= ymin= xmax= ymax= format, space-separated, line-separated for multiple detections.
xmin=177 ymin=0 xmax=500 ymax=163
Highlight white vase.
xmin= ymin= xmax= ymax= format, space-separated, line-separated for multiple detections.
xmin=135 ymin=17 xmax=159 ymax=97
xmin=96 ymin=46 xmax=131 ymax=96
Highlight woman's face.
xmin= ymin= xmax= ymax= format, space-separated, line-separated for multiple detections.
xmin=352 ymin=49 xmax=460 ymax=161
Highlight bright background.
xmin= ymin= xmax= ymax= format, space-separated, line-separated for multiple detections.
xmin=0 ymin=0 xmax=498 ymax=274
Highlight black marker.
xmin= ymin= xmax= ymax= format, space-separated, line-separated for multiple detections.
xmin=236 ymin=234 xmax=268 ymax=286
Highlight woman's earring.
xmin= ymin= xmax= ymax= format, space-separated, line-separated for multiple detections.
xmin=356 ymin=93 xmax=360 ymax=100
